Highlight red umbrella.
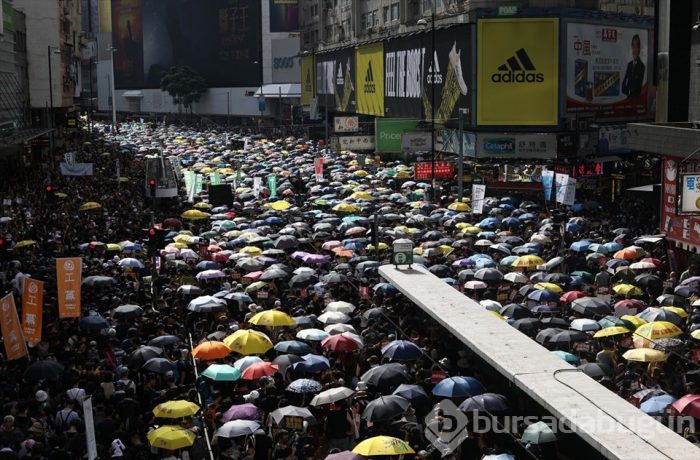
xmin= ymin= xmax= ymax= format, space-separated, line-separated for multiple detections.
xmin=560 ymin=291 xmax=586 ymax=303
xmin=321 ymin=334 xmax=362 ymax=352
xmin=212 ymin=252 xmax=229 ymax=263
xmin=163 ymin=218 xmax=182 ymax=229
xmin=208 ymin=245 xmax=223 ymax=252
xmin=614 ymin=299 xmax=647 ymax=310
xmin=640 ymin=257 xmax=662 ymax=267
xmin=225 ymin=211 xmax=237 ymax=218
xmin=241 ymin=362 xmax=278 ymax=380
xmin=671 ymin=394 xmax=700 ymax=418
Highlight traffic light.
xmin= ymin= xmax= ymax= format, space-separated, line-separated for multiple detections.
xmin=148 ymin=178 xmax=157 ymax=197
xmin=45 ymin=185 xmax=53 ymax=193
xmin=144 ymin=227 xmax=167 ymax=256
xmin=0 ymin=238 xmax=6 ymax=260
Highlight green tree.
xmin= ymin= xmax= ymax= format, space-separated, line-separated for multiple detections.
xmin=160 ymin=66 xmax=208 ymax=117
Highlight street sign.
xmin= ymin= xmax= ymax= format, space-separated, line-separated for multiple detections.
xmin=392 ymin=239 xmax=413 ymax=268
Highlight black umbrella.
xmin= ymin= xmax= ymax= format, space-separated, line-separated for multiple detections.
xmin=634 ymin=274 xmax=662 ymax=290
xmin=361 ymin=395 xmax=410 ymax=422
xmin=428 ymin=264 xmax=451 ymax=278
xmin=237 ymin=258 xmax=264 ymax=272
xmin=540 ymin=317 xmax=570 ymax=328
xmin=148 ymin=335 xmax=181 ymax=347
xmin=548 ymin=330 xmax=588 ymax=346
xmin=112 ymin=304 xmax=144 ymax=320
xmin=392 ymin=384 xmax=430 ymax=405
xmin=571 ymin=297 xmax=609 ymax=316
xmin=511 ymin=318 xmax=542 ymax=335
xmin=578 ymin=363 xmax=610 ymax=379
xmin=544 ymin=273 xmax=572 ymax=285
xmin=656 ymin=294 xmax=686 ymax=306
xmin=458 ymin=393 xmax=510 ymax=414
xmin=288 ymin=273 xmax=318 ymax=288
xmin=24 ymin=360 xmax=64 ymax=381
xmin=129 ymin=346 xmax=163 ymax=366
xmin=142 ymin=357 xmax=177 ymax=375
xmin=274 ymin=235 xmax=299 ymax=249
xmin=79 ymin=314 xmax=110 ymax=330
xmin=474 ymin=268 xmax=504 ymax=282
xmin=361 ymin=363 xmax=411 ymax=390
xmin=535 ymin=328 xmax=566 ymax=345
xmin=323 ymin=272 xmax=350 ymax=285
xmin=82 ymin=275 xmax=116 ymax=288
xmin=500 ymin=304 xmax=532 ymax=320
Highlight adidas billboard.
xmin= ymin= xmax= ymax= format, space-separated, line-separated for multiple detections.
xmin=364 ymin=61 xmax=377 ymax=94
xmin=491 ymin=48 xmax=544 ymax=83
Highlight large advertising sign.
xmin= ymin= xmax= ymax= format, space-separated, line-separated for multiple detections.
xmin=476 ymin=133 xmax=557 ymax=159
xmin=316 ymin=53 xmax=335 ymax=102
xmin=112 ymin=0 xmax=262 ymax=89
xmin=477 ymin=18 xmax=559 ymax=126
xmin=384 ymin=33 xmax=425 ymax=119
xmin=333 ymin=47 xmax=356 ymax=113
xmin=301 ymin=55 xmax=314 ymax=106
xmin=355 ymin=43 xmax=384 ymax=116
xmin=679 ymin=174 xmax=700 ymax=214
xmin=566 ymin=23 xmax=649 ymax=118
xmin=375 ymin=118 xmax=418 ymax=153
xmin=271 ymin=38 xmax=300 ymax=84
xmin=269 ymin=0 xmax=299 ymax=33
xmin=661 ymin=158 xmax=700 ymax=247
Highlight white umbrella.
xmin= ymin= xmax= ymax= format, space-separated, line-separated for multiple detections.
xmin=570 ymin=318 xmax=601 ymax=332
xmin=504 ymin=272 xmax=529 ymax=284
xmin=118 ymin=258 xmax=145 ymax=269
xmin=233 ymin=356 xmax=263 ymax=371
xmin=317 ymin=311 xmax=351 ymax=325
xmin=177 ymin=285 xmax=203 ymax=296
xmin=215 ymin=420 xmax=260 ymax=438
xmin=324 ymin=323 xmax=357 ymax=335
xmin=296 ymin=328 xmax=330 ymax=341
xmin=269 ymin=406 xmax=315 ymax=425
xmin=324 ymin=301 xmax=356 ymax=314
xmin=310 ymin=387 xmax=355 ymax=406
xmin=196 ymin=269 xmax=226 ymax=280
xmin=187 ymin=295 xmax=227 ymax=313
xmin=180 ymin=249 xmax=199 ymax=260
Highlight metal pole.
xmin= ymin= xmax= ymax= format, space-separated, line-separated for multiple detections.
xmin=47 ymin=46 xmax=54 ymax=168
xmin=109 ymin=47 xmax=117 ymax=130
xmin=324 ymin=92 xmax=329 ymax=155
xmin=458 ymin=110 xmax=464 ymax=201
xmin=226 ymin=91 xmax=230 ymax=126
xmin=430 ymin=5 xmax=436 ymax=203
xmin=279 ymin=85 xmax=282 ymax=124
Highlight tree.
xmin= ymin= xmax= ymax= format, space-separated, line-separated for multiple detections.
xmin=160 ymin=66 xmax=208 ymax=117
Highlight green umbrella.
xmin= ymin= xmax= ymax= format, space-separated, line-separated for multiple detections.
xmin=202 ymin=364 xmax=241 ymax=381
xmin=314 ymin=199 xmax=329 ymax=206
xmin=521 ymin=421 xmax=557 ymax=444
xmin=200 ymin=231 xmax=218 ymax=239
xmin=220 ymin=221 xmax=236 ymax=231
xmin=551 ymin=350 xmax=579 ymax=364
xmin=571 ymin=271 xmax=593 ymax=282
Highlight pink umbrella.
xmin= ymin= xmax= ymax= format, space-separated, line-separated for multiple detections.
xmin=671 ymin=394 xmax=700 ymax=418
xmin=321 ymin=334 xmax=362 ymax=352
xmin=221 ymin=403 xmax=264 ymax=422
xmin=241 ymin=362 xmax=279 ymax=380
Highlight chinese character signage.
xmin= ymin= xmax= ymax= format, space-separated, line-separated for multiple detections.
xmin=0 ymin=294 xmax=27 ymax=360
xmin=56 ymin=257 xmax=82 ymax=318
xmin=566 ymin=23 xmax=650 ymax=118
xmin=414 ymin=162 xmax=454 ymax=180
xmin=679 ymin=174 xmax=700 ymax=214
xmin=338 ymin=136 xmax=375 ymax=151
xmin=476 ymin=133 xmax=556 ymax=159
xmin=22 ymin=278 xmax=43 ymax=343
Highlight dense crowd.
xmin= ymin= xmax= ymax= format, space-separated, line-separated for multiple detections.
xmin=0 ymin=121 xmax=698 ymax=460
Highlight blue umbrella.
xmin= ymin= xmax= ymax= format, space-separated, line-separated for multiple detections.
xmin=293 ymin=354 xmax=330 ymax=373
xmin=587 ymin=243 xmax=610 ymax=254
xmin=274 ymin=340 xmax=311 ymax=355
xmin=432 ymin=376 xmax=486 ymax=398
xmin=500 ymin=255 xmax=519 ymax=266
xmin=527 ymin=290 xmax=560 ymax=303
xmin=475 ymin=258 xmax=496 ymax=269
xmin=477 ymin=231 xmax=497 ymax=240
xmin=532 ymin=304 xmax=560 ymax=314
xmin=551 ymin=350 xmax=580 ymax=364
xmin=374 ymin=283 xmax=398 ymax=295
xmin=381 ymin=340 xmax=423 ymax=361
xmin=196 ymin=261 xmax=220 ymax=270
xmin=640 ymin=394 xmax=676 ymax=415
xmin=79 ymin=314 xmax=110 ymax=330
xmin=501 ymin=217 xmax=521 ymax=228
xmin=603 ymin=242 xmax=622 ymax=252
xmin=286 ymin=378 xmax=323 ymax=393
xmin=478 ymin=217 xmax=500 ymax=229
xmin=512 ymin=245 xmax=539 ymax=255
xmin=518 ymin=213 xmax=537 ymax=222
xmin=569 ymin=240 xmax=591 ymax=252
xmin=467 ymin=253 xmax=493 ymax=262
xmin=606 ymin=259 xmax=629 ymax=269
xmin=265 ymin=216 xmax=285 ymax=225
xmin=458 ymin=393 xmax=510 ymax=413
xmin=565 ymin=223 xmax=580 ymax=233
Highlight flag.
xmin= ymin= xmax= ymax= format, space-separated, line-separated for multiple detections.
xmin=0 ymin=294 xmax=28 ymax=360
xmin=21 ymin=278 xmax=43 ymax=343
xmin=267 ymin=174 xmax=278 ymax=199
xmin=56 ymin=257 xmax=82 ymax=318
xmin=471 ymin=184 xmax=486 ymax=215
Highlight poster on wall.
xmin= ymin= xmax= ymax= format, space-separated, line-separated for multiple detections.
xmin=384 ymin=33 xmax=425 ymax=119
xmin=661 ymin=158 xmax=700 ymax=247
xmin=269 ymin=0 xmax=298 ymax=32
xmin=112 ymin=0 xmax=262 ymax=88
xmin=566 ymin=23 xmax=650 ymax=118
xmin=333 ymin=47 xmax=356 ymax=113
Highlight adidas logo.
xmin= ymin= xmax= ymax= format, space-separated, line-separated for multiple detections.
xmin=364 ymin=62 xmax=376 ymax=93
xmin=491 ymin=48 xmax=544 ymax=83
xmin=336 ymin=63 xmax=344 ymax=86
xmin=427 ymin=51 xmax=443 ymax=84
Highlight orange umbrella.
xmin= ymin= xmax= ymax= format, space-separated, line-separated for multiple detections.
xmin=332 ymin=248 xmax=354 ymax=258
xmin=613 ymin=247 xmax=644 ymax=260
xmin=241 ymin=362 xmax=279 ymax=380
xmin=192 ymin=341 xmax=231 ymax=360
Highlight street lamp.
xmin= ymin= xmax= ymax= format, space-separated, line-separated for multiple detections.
xmin=417 ymin=3 xmax=436 ymax=203
xmin=107 ymin=46 xmax=117 ymax=130
xmin=47 ymin=45 xmax=62 ymax=168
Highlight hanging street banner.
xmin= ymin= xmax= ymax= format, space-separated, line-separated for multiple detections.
xmin=355 ymin=43 xmax=384 ymax=116
xmin=477 ymin=18 xmax=559 ymax=125
xmin=472 ymin=184 xmax=486 ymax=215
xmin=301 ymin=54 xmax=314 ymax=106
xmin=314 ymin=157 xmax=324 ymax=182
xmin=267 ymin=174 xmax=278 ymax=199
xmin=0 ymin=294 xmax=27 ymax=360
xmin=541 ymin=170 xmax=554 ymax=201
xmin=566 ymin=23 xmax=650 ymax=118
xmin=384 ymin=32 xmax=425 ymax=119
xmin=21 ymin=278 xmax=43 ymax=343
xmin=333 ymin=46 xmax=356 ymax=113
xmin=338 ymin=136 xmax=375 ymax=151
xmin=316 ymin=52 xmax=335 ymax=105
xmin=56 ymin=257 xmax=82 ymax=318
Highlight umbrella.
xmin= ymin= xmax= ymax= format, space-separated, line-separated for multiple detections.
xmin=322 ymin=334 xmax=362 ymax=352
xmin=623 ymin=348 xmax=668 ymax=362
xmin=270 ymin=406 xmax=316 ymax=425
xmin=147 ymin=426 xmax=196 ymax=450
xmin=671 ymin=394 xmax=700 ymax=418
xmin=311 ymin=387 xmax=356 ymax=406
xmin=640 ymin=395 xmax=677 ymax=416
xmin=458 ymin=393 xmax=510 ymax=413
xmin=361 ymin=363 xmax=411 ymax=389
xmin=142 ymin=357 xmax=176 ymax=375
xmin=521 ymin=421 xmax=557 ymax=444
xmin=79 ymin=201 xmax=102 ymax=211
xmin=593 ymin=326 xmax=631 ymax=338
xmin=287 ymin=378 xmax=323 ymax=393
xmin=187 ymin=295 xmax=227 ymax=313
xmin=241 ymin=362 xmax=279 ymax=380
xmin=352 ymin=436 xmax=414 ymax=456
xmin=152 ymin=400 xmax=200 ymax=418
xmin=296 ymin=328 xmax=330 ymax=341
xmin=274 ymin=340 xmax=311 ymax=354
xmin=570 ymin=318 xmax=601 ymax=332
xmin=224 ymin=330 xmax=273 ymax=355
xmin=634 ymin=321 xmax=683 ymax=341
xmin=317 ymin=311 xmax=351 ymax=325
xmin=112 ymin=304 xmax=144 ymax=319
xmin=248 ymin=310 xmax=295 ymax=327
xmin=571 ymin=297 xmax=610 ymax=316
xmin=23 ymin=360 xmax=64 ymax=381
xmin=362 ymin=395 xmax=410 ymax=422
xmin=215 ymin=420 xmax=261 ymax=438
xmin=148 ymin=335 xmax=181 ymax=347
xmin=201 ymin=364 xmax=241 ymax=381
xmin=392 ymin=384 xmax=430 ymax=405
xmin=551 ymin=350 xmax=580 ymax=364
xmin=222 ymin=403 xmax=264 ymax=422
xmin=432 ymin=376 xmax=486 ymax=398
xmin=129 ymin=346 xmax=164 ymax=366
xmin=325 ymin=452 xmax=364 ymax=460
xmin=192 ymin=341 xmax=231 ymax=360
xmin=381 ymin=340 xmax=423 ymax=361
xmin=177 ymin=285 xmax=203 ymax=296
xmin=79 ymin=314 xmax=110 ymax=330
xmin=578 ymin=363 xmax=610 ymax=379
xmin=325 ymin=301 xmax=356 ymax=314
xmin=82 ymin=275 xmax=116 ymax=288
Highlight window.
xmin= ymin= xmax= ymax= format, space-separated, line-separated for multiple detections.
xmin=373 ymin=9 xmax=379 ymax=26
xmin=361 ymin=12 xmax=368 ymax=29
xmin=383 ymin=6 xmax=389 ymax=23
xmin=391 ymin=2 xmax=400 ymax=21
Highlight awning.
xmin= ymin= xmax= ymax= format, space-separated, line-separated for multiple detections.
xmin=0 ymin=127 xmax=54 ymax=147
xmin=123 ymin=90 xmax=143 ymax=98
xmin=254 ymin=84 xmax=301 ymax=98
xmin=626 ymin=184 xmax=660 ymax=192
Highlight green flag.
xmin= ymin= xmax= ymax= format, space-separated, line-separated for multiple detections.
xmin=267 ymin=174 xmax=278 ymax=199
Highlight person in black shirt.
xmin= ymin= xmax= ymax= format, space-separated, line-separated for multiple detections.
xmin=622 ymin=34 xmax=645 ymax=98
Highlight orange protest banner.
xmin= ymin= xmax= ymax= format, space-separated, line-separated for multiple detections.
xmin=0 ymin=294 xmax=28 ymax=360
xmin=56 ymin=257 xmax=82 ymax=318
xmin=22 ymin=278 xmax=44 ymax=343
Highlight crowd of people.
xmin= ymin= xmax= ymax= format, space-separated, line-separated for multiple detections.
xmin=0 ymin=120 xmax=698 ymax=460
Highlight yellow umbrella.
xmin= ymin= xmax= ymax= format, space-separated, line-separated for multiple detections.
xmin=269 ymin=200 xmax=292 ymax=211
xmin=106 ymin=243 xmax=121 ymax=251
xmin=395 ymin=170 xmax=411 ymax=179
xmin=352 ymin=436 xmax=415 ymax=456
xmin=533 ymin=282 xmax=563 ymax=293
xmin=621 ymin=315 xmax=646 ymax=329
xmin=489 ymin=311 xmax=506 ymax=320
xmin=593 ymin=326 xmax=631 ymax=338
xmin=366 ymin=242 xmax=389 ymax=251
xmin=79 ymin=201 xmax=102 ymax=211
xmin=349 ymin=191 xmax=374 ymax=200
xmin=661 ymin=306 xmax=688 ymax=318
xmin=193 ymin=202 xmax=212 ymax=209
xmin=173 ymin=234 xmax=191 ymax=243
xmin=612 ymin=284 xmax=643 ymax=296
xmin=248 ymin=310 xmax=295 ymax=327
xmin=514 ymin=256 xmax=546 ymax=269
xmin=623 ymin=348 xmax=668 ymax=362
xmin=240 ymin=246 xmax=262 ymax=256
xmin=147 ymin=426 xmax=196 ymax=450
xmin=223 ymin=329 xmax=273 ymax=355
xmin=118 ymin=177 xmax=130 ymax=183
xmin=635 ymin=321 xmax=683 ymax=340
xmin=167 ymin=242 xmax=188 ymax=249
xmin=181 ymin=209 xmax=210 ymax=220
xmin=438 ymin=245 xmax=454 ymax=256
xmin=152 ymin=400 xmax=200 ymax=418
xmin=14 ymin=240 xmax=37 ymax=249
xmin=691 ymin=330 xmax=700 ymax=340
xmin=333 ymin=203 xmax=359 ymax=213
xmin=462 ymin=226 xmax=481 ymax=234
xmin=55 ymin=192 xmax=68 ymax=198
xmin=448 ymin=201 xmax=470 ymax=211
xmin=354 ymin=170 xmax=368 ymax=177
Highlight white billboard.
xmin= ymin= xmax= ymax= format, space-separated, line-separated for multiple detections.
xmin=680 ymin=174 xmax=700 ymax=214
xmin=334 ymin=116 xmax=359 ymax=133
xmin=271 ymin=37 xmax=300 ymax=84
